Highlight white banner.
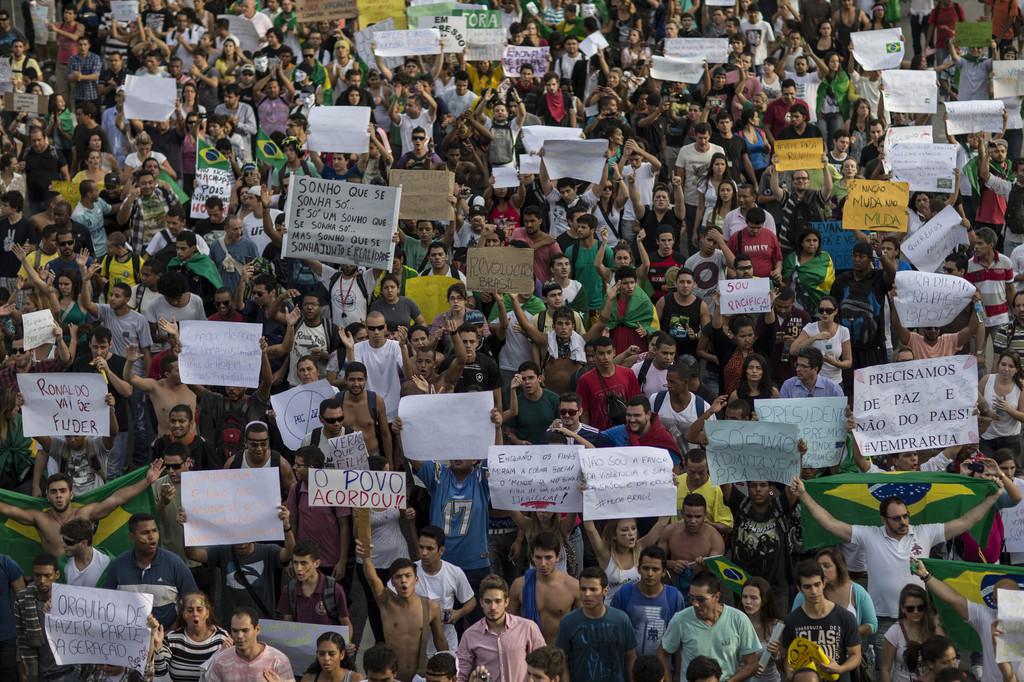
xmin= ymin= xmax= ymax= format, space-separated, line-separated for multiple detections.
xmin=994 ymin=61 xmax=1024 ymax=98
xmin=502 ymin=45 xmax=549 ymax=76
xmin=190 ymin=166 xmax=233 ymax=219
xmin=883 ymin=125 xmax=932 ymax=174
xmin=945 ymin=100 xmax=1006 ymax=135
xmin=521 ymin=125 xmax=583 ymax=154
xmin=417 ymin=15 xmax=466 ymax=51
xmin=308 ymin=106 xmax=372 ymax=154
xmin=178 ymin=320 xmax=262 ymax=389
xmin=373 ymin=29 xmax=442 ymax=57
xmin=850 ymin=28 xmax=905 ymax=71
xmin=1003 ymin=480 xmax=1024 ymax=553
xmin=718 ymin=277 xmax=771 ymax=314
xmin=890 ymin=142 xmax=957 ymax=193
xmin=398 ymin=392 xmax=495 ymax=460
xmin=540 ymin=139 xmax=607 ymax=184
xmin=881 ymin=69 xmax=937 ymax=113
xmin=326 ymin=432 xmax=369 ymax=470
xmin=218 ymin=14 xmax=260 ymax=52
xmin=109 ymin=0 xmax=138 ymax=23
xmin=310 ymin=468 xmax=407 ymax=508
xmin=901 ymin=205 xmax=971 ymax=273
xmin=466 ymin=28 xmax=506 ymax=61
xmin=663 ymin=37 xmax=728 ymax=63
xmin=650 ymin=55 xmax=704 ymax=83
xmin=123 ymin=75 xmax=176 ymax=121
xmin=996 ymin=590 xmax=1024 ymax=663
xmin=284 ymin=176 xmax=400 ymax=270
xmin=270 ymin=379 xmax=339 ymax=451
xmin=488 ymin=445 xmax=584 ymax=512
xmin=46 ymin=584 xmax=153 ymax=675
xmin=18 ymin=373 xmax=109 ymax=437
xmin=705 ymin=421 xmax=801 ymax=485
xmin=755 ymin=397 xmax=848 ymax=469
xmin=893 ymin=271 xmax=976 ymax=328
xmin=492 ymin=164 xmax=519 ymax=188
xmin=580 ymin=447 xmax=676 ymax=520
xmin=182 ymin=468 xmax=284 ymax=546
xmin=853 ymin=355 xmax=979 ymax=456
xmin=579 ymin=30 xmax=609 ymax=57
xmin=22 ymin=309 xmax=55 ymax=350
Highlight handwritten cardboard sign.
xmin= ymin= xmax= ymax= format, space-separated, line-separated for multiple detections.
xmin=466 ymin=247 xmax=534 ymax=293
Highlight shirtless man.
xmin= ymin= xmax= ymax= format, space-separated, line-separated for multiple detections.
xmin=357 ymin=539 xmax=448 ymax=681
xmin=341 ymin=363 xmax=393 ymax=466
xmin=659 ymin=493 xmax=725 ymax=602
xmin=124 ymin=345 xmax=196 ymax=436
xmin=509 ymin=531 xmax=580 ymax=643
xmin=0 ymin=460 xmax=164 ymax=556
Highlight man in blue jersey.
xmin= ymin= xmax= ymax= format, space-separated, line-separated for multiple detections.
xmin=610 ymin=546 xmax=686 ymax=656
xmin=395 ymin=408 xmax=503 ymax=601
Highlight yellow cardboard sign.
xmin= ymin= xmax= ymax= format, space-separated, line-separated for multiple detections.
xmin=775 ymin=138 xmax=824 ymax=172
xmin=405 ymin=275 xmax=461 ymax=323
xmin=787 ymin=636 xmax=838 ymax=682
xmin=842 ymin=180 xmax=909 ymax=232
xmin=356 ymin=0 xmax=408 ymax=28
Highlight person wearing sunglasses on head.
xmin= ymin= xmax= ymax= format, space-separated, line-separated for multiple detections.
xmin=60 ymin=517 xmax=110 ymax=588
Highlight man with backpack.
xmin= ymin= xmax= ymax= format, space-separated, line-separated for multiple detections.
xmin=277 ymin=539 xmax=354 ymax=636
xmin=631 ymin=332 xmax=677 ymax=399
xmin=287 ymin=291 xmax=338 ymax=386
xmin=830 ymin=240 xmax=895 ymax=370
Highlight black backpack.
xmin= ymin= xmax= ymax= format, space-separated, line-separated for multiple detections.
xmin=838 ymin=296 xmax=879 ymax=347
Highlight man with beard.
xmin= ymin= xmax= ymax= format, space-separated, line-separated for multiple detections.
xmin=891 ymin=288 xmax=981 ymax=359
xmin=152 ymin=404 xmax=214 ymax=468
xmin=597 ymin=396 xmax=682 ymax=464
xmin=510 ymin=531 xmax=581 ymax=643
xmin=104 ymin=512 xmax=198 ymax=627
xmin=224 ymin=421 xmax=296 ymax=497
xmin=511 ymin=206 xmax=562 ymax=284
xmin=0 ymin=463 xmax=162 ymax=558
xmin=658 ymin=495 xmax=725 ymax=605
xmin=458 ymin=575 xmax=545 ymax=681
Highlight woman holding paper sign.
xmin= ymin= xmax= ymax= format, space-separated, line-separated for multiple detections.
xmin=582 ymin=515 xmax=669 ymax=604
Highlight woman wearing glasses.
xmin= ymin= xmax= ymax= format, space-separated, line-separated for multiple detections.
xmin=788 ymin=295 xmax=852 ymax=385
xmin=880 ymin=585 xmax=943 ymax=682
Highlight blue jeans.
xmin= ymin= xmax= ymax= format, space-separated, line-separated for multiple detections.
xmin=107 ymin=430 xmax=131 ymax=479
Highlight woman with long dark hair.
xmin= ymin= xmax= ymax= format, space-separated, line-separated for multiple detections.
xmin=301 ymin=632 xmax=363 ymax=681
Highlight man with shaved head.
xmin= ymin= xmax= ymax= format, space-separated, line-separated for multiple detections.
xmin=340 ymin=310 xmax=404 ymax=426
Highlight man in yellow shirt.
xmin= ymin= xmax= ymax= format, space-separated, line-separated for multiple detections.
xmin=675 ymin=450 xmax=733 ymax=535
xmin=17 ymin=225 xmax=59 ymax=279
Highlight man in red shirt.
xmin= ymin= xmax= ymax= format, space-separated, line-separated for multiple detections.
xmin=928 ymin=0 xmax=965 ymax=64
xmin=763 ymin=80 xmax=809 ymax=139
xmin=577 ymin=336 xmax=642 ymax=430
xmin=726 ymin=207 xmax=782 ymax=280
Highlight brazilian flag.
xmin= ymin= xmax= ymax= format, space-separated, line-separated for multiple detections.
xmin=703 ymin=555 xmax=750 ymax=595
xmin=158 ymin=169 xmax=189 ymax=205
xmin=198 ymin=138 xmax=231 ymax=171
xmin=800 ymin=472 xmax=998 ymax=549
xmin=920 ymin=558 xmax=1024 ymax=650
xmin=0 ymin=467 xmax=156 ymax=575
xmin=256 ymin=128 xmax=286 ymax=170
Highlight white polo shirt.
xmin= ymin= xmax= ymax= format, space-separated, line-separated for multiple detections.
xmin=850 ymin=522 xmax=945 ymax=618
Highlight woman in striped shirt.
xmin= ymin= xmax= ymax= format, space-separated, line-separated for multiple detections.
xmin=154 ymin=591 xmax=232 ymax=681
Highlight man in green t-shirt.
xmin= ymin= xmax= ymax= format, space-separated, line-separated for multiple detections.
xmin=505 ymin=362 xmax=560 ymax=445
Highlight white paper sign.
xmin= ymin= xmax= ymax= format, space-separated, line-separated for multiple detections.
xmin=901 ymin=205 xmax=971 ymax=273
xmin=182 ymin=468 xmax=284 ymax=546
xmin=522 ymin=125 xmax=583 ymax=154
xmin=650 ymin=55 xmax=704 ymax=83
xmin=853 ymin=355 xmax=979 ymax=456
xmin=883 ymin=125 xmax=932 ymax=174
xmin=270 ymin=379 xmax=339 ymax=451
xmin=308 ymin=106 xmax=372 ymax=154
xmin=397 ymin=392 xmax=495 ymax=460
xmin=218 ymin=14 xmax=261 ymax=52
xmin=488 ymin=444 xmax=584 ymax=512
xmin=995 ymin=61 xmax=1024 ymax=98
xmin=502 ymin=45 xmax=549 ymax=76
xmin=190 ymin=166 xmax=233 ymax=219
xmin=755 ymin=397 xmax=848 ymax=469
xmin=492 ymin=164 xmax=519 ymax=188
xmin=705 ymin=421 xmax=801 ymax=485
xmin=893 ymin=271 xmax=976 ymax=328
xmin=178 ymin=320 xmax=262 ymax=389
xmin=123 ymin=75 xmax=176 ymax=121
xmin=664 ymin=37 xmax=728 ymax=63
xmin=109 ymin=0 xmax=138 ymax=22
xmin=850 ymin=28 xmax=905 ymax=71
xmin=356 ymin=19 xmax=401 ymax=73
xmin=579 ymin=30 xmax=608 ymax=58
xmin=18 ymin=373 xmax=110 ymax=437
xmin=541 ymin=139 xmax=607 ymax=184
xmin=718 ymin=278 xmax=771 ymax=314
xmin=417 ymin=15 xmax=467 ymax=51
xmin=890 ymin=143 xmax=957 ymax=193
xmin=259 ymin=620 xmax=347 ymax=676
xmin=945 ymin=100 xmax=1006 ymax=135
xmin=22 ymin=309 xmax=55 ymax=350
xmin=310 ymin=468 xmax=407 ymax=508
xmin=580 ymin=446 xmax=676 ymax=520
xmin=882 ymin=69 xmax=937 ymax=113
xmin=46 ymin=584 xmax=153 ymax=675
xmin=519 ymin=154 xmax=542 ymax=175
xmin=326 ymin=431 xmax=369 ymax=469
xmin=373 ymin=29 xmax=442 ymax=57
xmin=466 ymin=28 xmax=507 ymax=61
xmin=284 ymin=176 xmax=400 ymax=270
xmin=996 ymin=590 xmax=1024 ymax=663
xmin=1002 ymin=480 xmax=1024 ymax=553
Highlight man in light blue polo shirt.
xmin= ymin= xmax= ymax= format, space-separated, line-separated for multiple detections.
xmin=779 ymin=347 xmax=844 ymax=398
xmin=658 ymin=572 xmax=761 ymax=681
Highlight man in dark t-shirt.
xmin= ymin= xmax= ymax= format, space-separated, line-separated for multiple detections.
xmin=783 ymin=562 xmax=862 ymax=682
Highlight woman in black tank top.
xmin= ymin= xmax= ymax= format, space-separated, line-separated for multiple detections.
xmin=730 ymin=352 xmax=779 ymax=413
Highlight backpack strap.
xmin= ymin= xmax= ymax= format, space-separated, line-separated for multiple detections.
xmin=131 ymin=253 xmax=141 ymax=281
xmin=232 ymin=547 xmax=274 ymax=618
xmin=653 ymin=389 xmax=668 ymax=414
xmin=322 ymin=575 xmax=338 ymax=622
xmin=311 ymin=427 xmax=323 ymax=447
xmin=637 ymin=356 xmax=655 ymax=390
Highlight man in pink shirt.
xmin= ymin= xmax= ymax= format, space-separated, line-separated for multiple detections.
xmin=456 ymin=575 xmax=546 ymax=682
xmin=205 ymin=607 xmax=294 ymax=681
xmin=725 ymin=207 xmax=782 ymax=280
xmin=890 ymin=288 xmax=981 ymax=359
xmin=510 ymin=206 xmax=561 ymax=285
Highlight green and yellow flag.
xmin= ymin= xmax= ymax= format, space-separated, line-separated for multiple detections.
xmin=920 ymin=558 xmax=1024 ymax=650
xmin=800 ymin=472 xmax=997 ymax=549
xmin=0 ymin=467 xmax=156 ymax=575
xmin=702 ymin=555 xmax=750 ymax=595
xmin=255 ymin=129 xmax=286 ymax=170
xmin=158 ymin=169 xmax=189 ymax=205
xmin=198 ymin=138 xmax=231 ymax=171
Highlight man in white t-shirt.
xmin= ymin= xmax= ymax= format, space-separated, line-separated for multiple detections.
xmin=343 ymin=312 xmax=404 ymax=418
xmin=413 ymin=526 xmax=477 ymax=654
xmin=793 ymin=476 xmax=1003 ymax=667
xmin=391 ymin=88 xmax=438 ymax=152
xmin=675 ymin=123 xmax=724 ymax=229
xmin=653 ymin=362 xmax=713 ymax=453
xmin=60 ymin=518 xmax=111 ymax=587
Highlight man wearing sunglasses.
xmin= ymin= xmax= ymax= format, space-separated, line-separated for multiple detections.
xmin=341 ymin=311 xmax=403 ymax=423
xmin=60 ymin=517 xmax=109 ymax=587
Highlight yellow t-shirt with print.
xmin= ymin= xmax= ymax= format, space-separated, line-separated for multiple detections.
xmin=101 ymin=253 xmax=140 ymax=299
xmin=17 ymin=249 xmax=58 ymax=279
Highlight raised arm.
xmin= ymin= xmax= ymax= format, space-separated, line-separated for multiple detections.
xmin=913 ymin=559 xmax=968 ymax=620
xmin=789 ymin=475 xmax=853 ymax=542
xmin=942 ymin=479 xmax=1002 ymax=540
xmin=82 ymin=459 xmax=164 ymax=520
